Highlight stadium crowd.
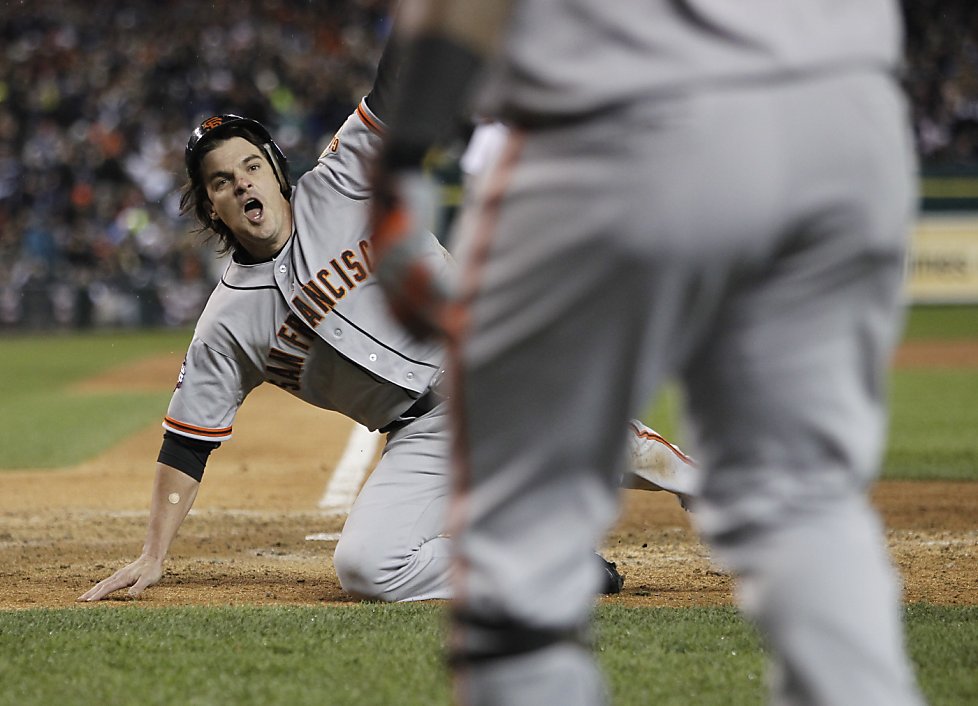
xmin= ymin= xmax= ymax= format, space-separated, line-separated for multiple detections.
xmin=0 ymin=0 xmax=974 ymax=330
xmin=0 ymin=0 xmax=389 ymax=330
xmin=904 ymin=0 xmax=978 ymax=167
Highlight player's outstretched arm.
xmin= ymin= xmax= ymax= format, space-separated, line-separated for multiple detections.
xmin=77 ymin=463 xmax=200 ymax=601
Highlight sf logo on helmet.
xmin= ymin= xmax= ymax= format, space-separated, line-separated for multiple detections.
xmin=201 ymin=116 xmax=225 ymax=131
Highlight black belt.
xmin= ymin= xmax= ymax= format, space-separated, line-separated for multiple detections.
xmin=379 ymin=388 xmax=446 ymax=434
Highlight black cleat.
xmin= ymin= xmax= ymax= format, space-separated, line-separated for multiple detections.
xmin=597 ymin=554 xmax=624 ymax=595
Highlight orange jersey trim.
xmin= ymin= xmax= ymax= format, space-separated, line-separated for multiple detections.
xmin=163 ymin=416 xmax=232 ymax=440
xmin=628 ymin=422 xmax=696 ymax=466
xmin=356 ymin=100 xmax=385 ymax=136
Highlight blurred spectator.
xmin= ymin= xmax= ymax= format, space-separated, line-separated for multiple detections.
xmin=903 ymin=1 xmax=978 ymax=167
xmin=0 ymin=0 xmax=391 ymax=330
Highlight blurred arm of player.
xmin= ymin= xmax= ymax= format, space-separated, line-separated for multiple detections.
xmin=77 ymin=463 xmax=199 ymax=601
xmin=369 ymin=0 xmax=513 ymax=338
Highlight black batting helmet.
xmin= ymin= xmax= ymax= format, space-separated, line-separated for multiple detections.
xmin=185 ymin=114 xmax=291 ymax=197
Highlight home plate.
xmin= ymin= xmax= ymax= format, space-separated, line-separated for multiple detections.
xmin=305 ymin=532 xmax=342 ymax=541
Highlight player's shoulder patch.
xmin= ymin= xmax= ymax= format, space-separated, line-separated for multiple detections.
xmin=175 ymin=359 xmax=186 ymax=390
xmin=320 ymin=135 xmax=340 ymax=160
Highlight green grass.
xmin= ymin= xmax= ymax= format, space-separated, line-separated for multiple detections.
xmin=885 ymin=306 xmax=978 ymax=479
xmin=885 ymin=370 xmax=978 ymax=479
xmin=0 ymin=328 xmax=191 ymax=468
xmin=1 ymin=604 xmax=974 ymax=706
xmin=597 ymin=606 xmax=766 ymax=705
xmin=0 ymin=328 xmax=192 ymax=388
xmin=1 ymin=306 xmax=976 ymax=476
xmin=906 ymin=605 xmax=978 ymax=706
xmin=0 ymin=604 xmax=451 ymax=706
xmin=903 ymin=304 xmax=978 ymax=340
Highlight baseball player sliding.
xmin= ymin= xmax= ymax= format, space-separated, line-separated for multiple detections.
xmin=78 ymin=36 xmax=697 ymax=604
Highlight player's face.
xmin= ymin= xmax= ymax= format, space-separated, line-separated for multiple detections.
xmin=201 ymin=136 xmax=293 ymax=260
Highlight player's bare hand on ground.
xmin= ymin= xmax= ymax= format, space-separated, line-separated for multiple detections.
xmin=77 ymin=554 xmax=164 ymax=602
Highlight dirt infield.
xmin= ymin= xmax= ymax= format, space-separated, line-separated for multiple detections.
xmin=0 ymin=348 xmax=976 ymax=611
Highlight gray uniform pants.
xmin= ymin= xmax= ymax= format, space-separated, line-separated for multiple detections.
xmin=333 ymin=402 xmax=453 ymax=602
xmin=450 ymin=70 xmax=924 ymax=705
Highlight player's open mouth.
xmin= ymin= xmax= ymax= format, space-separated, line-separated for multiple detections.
xmin=244 ymin=198 xmax=264 ymax=224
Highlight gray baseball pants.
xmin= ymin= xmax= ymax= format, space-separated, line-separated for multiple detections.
xmin=449 ymin=69 xmax=924 ymax=706
xmin=333 ymin=402 xmax=453 ymax=602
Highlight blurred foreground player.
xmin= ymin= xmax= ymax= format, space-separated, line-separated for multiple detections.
xmin=371 ymin=0 xmax=925 ymax=704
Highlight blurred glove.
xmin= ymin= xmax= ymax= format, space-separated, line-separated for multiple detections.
xmin=369 ymin=24 xmax=486 ymax=340
xmin=370 ymin=165 xmax=453 ymax=340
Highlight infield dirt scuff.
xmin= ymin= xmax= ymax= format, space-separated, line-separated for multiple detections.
xmin=1 ymin=344 xmax=976 ymax=610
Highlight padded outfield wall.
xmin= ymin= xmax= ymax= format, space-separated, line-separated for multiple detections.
xmin=905 ymin=173 xmax=978 ymax=304
xmin=909 ymin=215 xmax=978 ymax=303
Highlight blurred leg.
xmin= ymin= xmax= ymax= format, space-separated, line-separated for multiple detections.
xmin=448 ymin=123 xmax=657 ymax=706
xmin=684 ymin=73 xmax=923 ymax=706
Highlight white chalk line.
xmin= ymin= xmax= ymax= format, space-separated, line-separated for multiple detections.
xmin=305 ymin=423 xmax=381 ymax=541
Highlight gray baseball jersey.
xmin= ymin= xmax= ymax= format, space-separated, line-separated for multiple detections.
xmin=478 ymin=0 xmax=902 ymax=124
xmin=165 ymin=101 xmax=451 ymax=442
xmin=163 ymin=101 xmax=455 ymax=603
xmin=447 ymin=1 xmax=924 ymax=704
xmin=161 ymin=100 xmax=695 ymax=604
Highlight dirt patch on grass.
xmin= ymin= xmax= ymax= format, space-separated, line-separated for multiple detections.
xmin=893 ymin=340 xmax=978 ymax=368
xmin=0 ymin=343 xmax=975 ymax=610
xmin=69 ymin=353 xmax=186 ymax=393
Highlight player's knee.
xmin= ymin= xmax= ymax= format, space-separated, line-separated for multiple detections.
xmin=332 ymin=535 xmax=384 ymax=600
xmin=332 ymin=533 xmax=410 ymax=602
xmin=333 ymin=532 xmax=450 ymax=602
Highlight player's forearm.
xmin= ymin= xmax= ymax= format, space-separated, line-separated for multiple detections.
xmin=381 ymin=0 xmax=513 ymax=168
xmin=141 ymin=462 xmax=200 ymax=561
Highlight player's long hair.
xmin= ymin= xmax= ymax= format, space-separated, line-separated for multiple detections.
xmin=179 ymin=125 xmax=270 ymax=259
